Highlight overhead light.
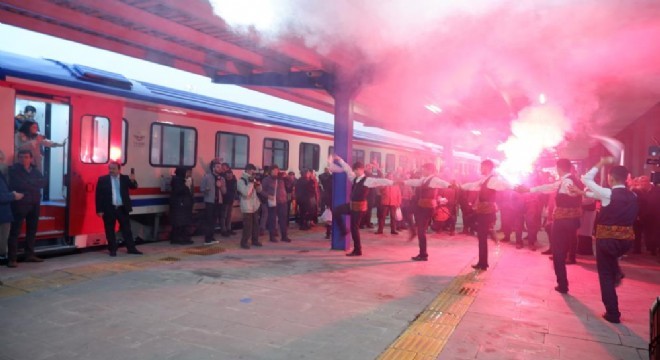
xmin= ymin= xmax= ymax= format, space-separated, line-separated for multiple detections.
xmin=425 ymin=104 xmax=442 ymax=114
xmin=538 ymin=93 xmax=547 ymax=105
xmin=471 ymin=130 xmax=482 ymax=136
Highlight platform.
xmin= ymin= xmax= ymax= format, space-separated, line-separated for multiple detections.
xmin=0 ymin=225 xmax=656 ymax=360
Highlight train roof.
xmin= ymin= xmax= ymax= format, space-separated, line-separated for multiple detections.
xmin=0 ymin=50 xmax=434 ymax=152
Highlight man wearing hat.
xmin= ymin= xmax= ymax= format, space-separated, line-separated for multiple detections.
xmin=330 ymin=155 xmax=392 ymax=256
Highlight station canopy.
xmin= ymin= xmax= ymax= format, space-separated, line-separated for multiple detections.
xmin=2 ymin=0 xmax=659 ymax=158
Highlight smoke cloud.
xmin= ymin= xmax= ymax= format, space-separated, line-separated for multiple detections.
xmin=210 ymin=0 xmax=660 ymax=178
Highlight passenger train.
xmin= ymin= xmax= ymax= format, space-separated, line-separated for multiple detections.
xmin=0 ymin=50 xmax=481 ymax=252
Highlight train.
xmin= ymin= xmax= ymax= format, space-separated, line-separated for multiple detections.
xmin=0 ymin=50 xmax=481 ymax=252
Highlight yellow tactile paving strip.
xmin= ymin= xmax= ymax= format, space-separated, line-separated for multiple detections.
xmin=378 ymin=271 xmax=485 ymax=360
xmin=0 ymin=244 xmax=226 ymax=298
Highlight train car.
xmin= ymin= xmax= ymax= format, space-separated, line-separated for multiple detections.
xmin=0 ymin=50 xmax=480 ymax=253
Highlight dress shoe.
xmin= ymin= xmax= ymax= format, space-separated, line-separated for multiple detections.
xmin=346 ymin=251 xmax=362 ymax=257
xmin=109 ymin=251 xmax=117 ymax=257
xmin=127 ymin=249 xmax=143 ymax=255
xmin=252 ymin=242 xmax=263 ymax=247
xmin=269 ymin=239 xmax=279 ymax=243
xmin=471 ymin=264 xmax=488 ymax=270
xmin=501 ymin=237 xmax=511 ymax=243
xmin=281 ymin=238 xmax=292 ymax=243
xmin=240 ymin=244 xmax=250 ymax=249
xmin=391 ymin=231 xmax=399 ymax=235
xmin=565 ymin=258 xmax=577 ymax=265
xmin=541 ymin=249 xmax=552 ymax=255
xmin=448 ymin=231 xmax=455 ymax=236
xmin=529 ymin=244 xmax=537 ymax=251
xmin=24 ymin=255 xmax=44 ymax=263
xmin=411 ymin=255 xmax=428 ymax=261
xmin=366 ymin=223 xmax=374 ymax=229
xmin=602 ymin=312 xmax=620 ymax=323
xmin=554 ymin=286 xmax=568 ymax=294
xmin=516 ymin=243 xmax=524 ymax=249
xmin=7 ymin=260 xmax=17 ymax=268
xmin=374 ymin=231 xmax=383 ymax=235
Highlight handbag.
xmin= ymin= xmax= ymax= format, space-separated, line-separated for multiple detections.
xmin=321 ymin=208 xmax=332 ymax=223
xmin=395 ymin=207 xmax=403 ymax=221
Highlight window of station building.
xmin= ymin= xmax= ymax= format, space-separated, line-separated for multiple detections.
xmin=385 ymin=153 xmax=396 ymax=173
xmin=216 ymin=131 xmax=249 ymax=169
xmin=80 ymin=115 xmax=109 ymax=164
xmin=353 ymin=149 xmax=365 ymax=165
xmin=370 ymin=151 xmax=382 ymax=166
xmin=150 ymin=123 xmax=197 ymax=167
xmin=299 ymin=142 xmax=320 ymax=171
xmin=263 ymin=138 xmax=289 ymax=170
xmin=120 ymin=119 xmax=128 ymax=165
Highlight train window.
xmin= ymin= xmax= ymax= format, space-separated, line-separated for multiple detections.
xmin=370 ymin=151 xmax=381 ymax=166
xmin=385 ymin=153 xmax=395 ymax=173
xmin=263 ymin=138 xmax=289 ymax=170
xmin=328 ymin=146 xmax=333 ymax=156
xmin=352 ymin=149 xmax=365 ymax=165
xmin=299 ymin=142 xmax=320 ymax=171
xmin=400 ymin=155 xmax=408 ymax=170
xmin=150 ymin=123 xmax=197 ymax=167
xmin=80 ymin=115 xmax=110 ymax=164
xmin=216 ymin=132 xmax=249 ymax=169
xmin=121 ymin=119 xmax=128 ymax=165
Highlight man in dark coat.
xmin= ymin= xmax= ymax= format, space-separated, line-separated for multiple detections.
xmin=221 ymin=163 xmax=237 ymax=236
xmin=95 ymin=161 xmax=143 ymax=257
xmin=169 ymin=167 xmax=194 ymax=244
xmin=7 ymin=149 xmax=45 ymax=267
xmin=1 ymin=167 xmax=23 ymax=266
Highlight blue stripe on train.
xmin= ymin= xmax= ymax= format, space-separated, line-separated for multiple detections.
xmin=131 ymin=196 xmax=205 ymax=207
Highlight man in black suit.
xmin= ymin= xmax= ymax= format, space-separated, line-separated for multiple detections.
xmin=95 ymin=161 xmax=143 ymax=257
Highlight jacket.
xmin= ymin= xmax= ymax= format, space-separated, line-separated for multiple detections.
xmin=379 ymin=184 xmax=402 ymax=206
xmin=237 ymin=172 xmax=261 ymax=213
xmin=8 ymin=163 xmax=45 ymax=207
xmin=169 ymin=174 xmax=194 ymax=226
xmin=200 ymin=172 xmax=226 ymax=204
xmin=0 ymin=172 xmax=15 ymax=223
xmin=261 ymin=175 xmax=288 ymax=205
xmin=95 ymin=174 xmax=138 ymax=214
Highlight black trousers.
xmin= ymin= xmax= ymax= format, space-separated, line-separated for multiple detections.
xmin=334 ymin=203 xmax=364 ymax=254
xmin=414 ymin=207 xmax=434 ymax=257
xmin=474 ymin=213 xmax=496 ymax=267
xmin=220 ymin=201 xmax=233 ymax=233
xmin=596 ymin=238 xmax=632 ymax=319
xmin=8 ymin=202 xmax=40 ymax=261
xmin=551 ymin=218 xmax=580 ymax=290
xmin=268 ymin=203 xmax=289 ymax=241
xmin=102 ymin=206 xmax=137 ymax=253
xmin=377 ymin=205 xmax=398 ymax=233
xmin=241 ymin=212 xmax=260 ymax=246
xmin=204 ymin=202 xmax=222 ymax=241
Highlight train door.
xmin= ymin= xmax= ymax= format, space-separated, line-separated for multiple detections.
xmin=68 ymin=95 xmax=124 ymax=247
xmin=13 ymin=95 xmax=70 ymax=245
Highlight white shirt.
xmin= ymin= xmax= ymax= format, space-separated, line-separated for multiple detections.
xmin=111 ymin=175 xmax=122 ymax=206
xmin=404 ymin=176 xmax=449 ymax=189
xmin=531 ymin=173 xmax=574 ymax=195
xmin=338 ymin=160 xmax=393 ymax=188
xmin=581 ymin=167 xmax=625 ymax=207
xmin=461 ymin=173 xmax=510 ymax=191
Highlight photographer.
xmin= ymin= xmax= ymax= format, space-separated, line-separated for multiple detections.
xmin=237 ymin=164 xmax=262 ymax=249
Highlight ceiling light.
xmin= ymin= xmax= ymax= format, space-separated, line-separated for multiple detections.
xmin=425 ymin=104 xmax=442 ymax=114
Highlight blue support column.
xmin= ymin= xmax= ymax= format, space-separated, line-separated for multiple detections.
xmin=330 ymin=85 xmax=354 ymax=250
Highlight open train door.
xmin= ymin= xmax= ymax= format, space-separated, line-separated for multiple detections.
xmin=68 ymin=95 xmax=125 ymax=248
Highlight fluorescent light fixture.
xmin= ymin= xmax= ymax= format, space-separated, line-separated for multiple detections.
xmin=425 ymin=104 xmax=442 ymax=114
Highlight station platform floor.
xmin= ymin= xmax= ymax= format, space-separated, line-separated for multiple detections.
xmin=0 ymin=224 xmax=657 ymax=360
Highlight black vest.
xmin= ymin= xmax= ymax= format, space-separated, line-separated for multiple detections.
xmin=598 ymin=188 xmax=639 ymax=227
xmin=351 ymin=177 xmax=368 ymax=201
xmin=555 ymin=174 xmax=582 ymax=208
xmin=479 ymin=176 xmax=496 ymax=202
xmin=416 ymin=176 xmax=438 ymax=200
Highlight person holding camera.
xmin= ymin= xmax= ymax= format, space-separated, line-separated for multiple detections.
xmin=261 ymin=165 xmax=292 ymax=243
xmin=237 ymin=164 xmax=263 ymax=249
